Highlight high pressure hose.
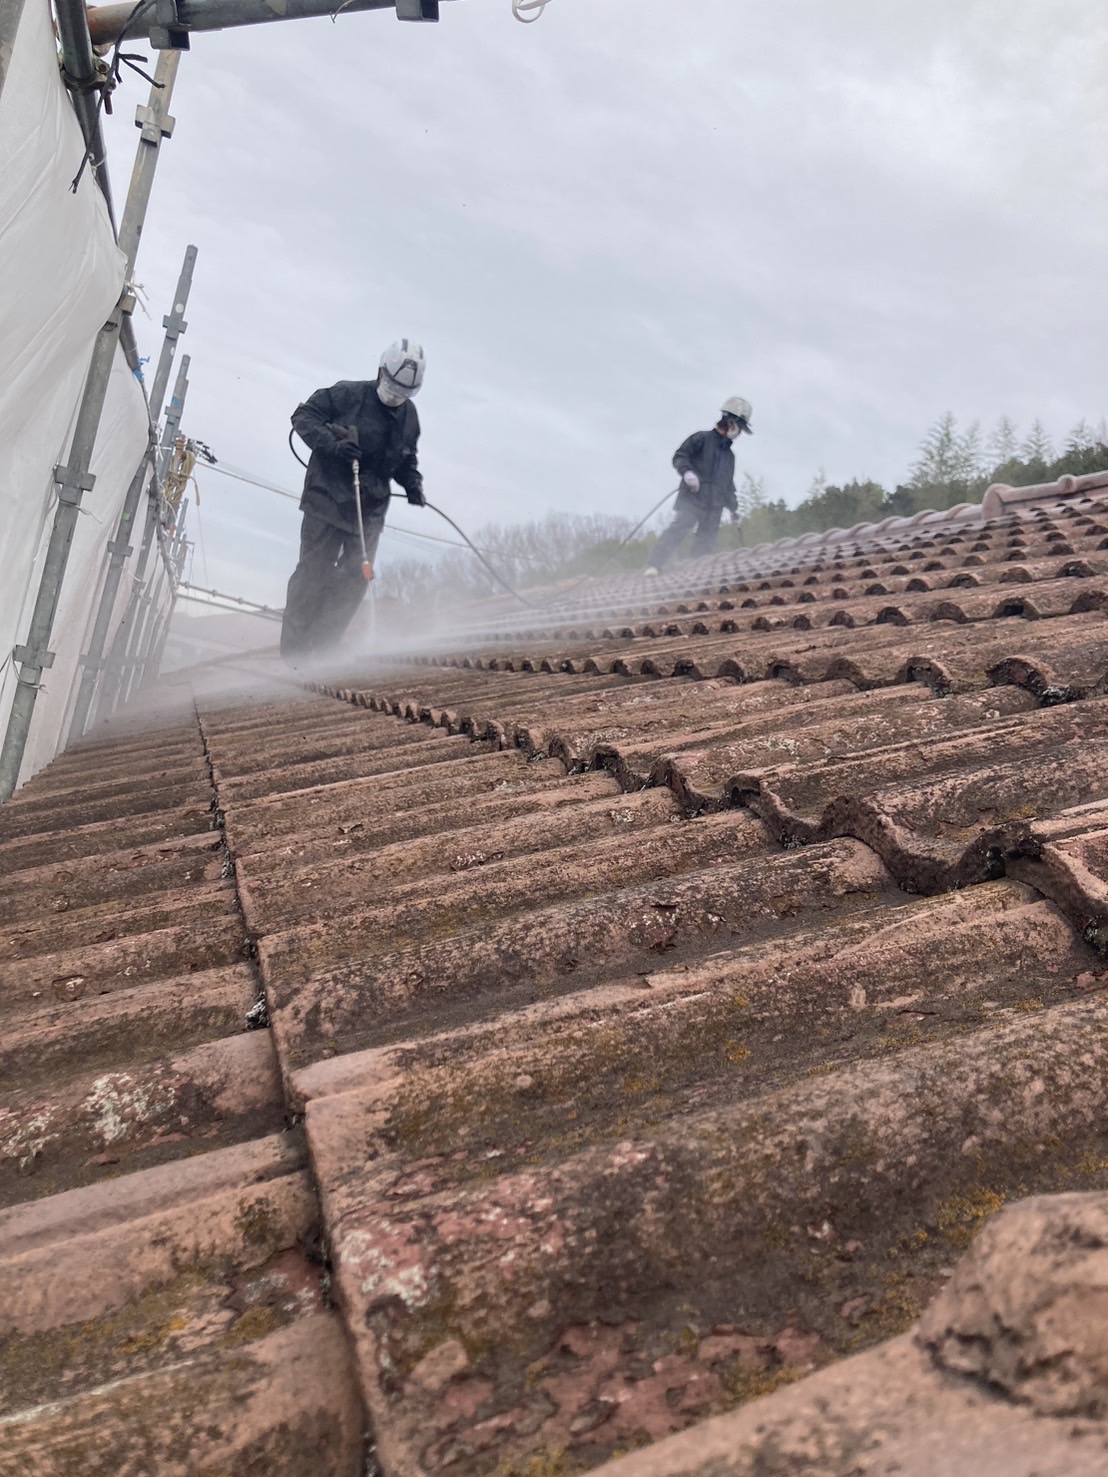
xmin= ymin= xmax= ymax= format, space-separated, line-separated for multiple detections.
xmin=416 ymin=499 xmax=537 ymax=605
xmin=288 ymin=428 xmax=532 ymax=603
xmin=287 ymin=427 xmax=678 ymax=609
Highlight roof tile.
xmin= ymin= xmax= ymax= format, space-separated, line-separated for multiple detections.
xmin=6 ymin=484 xmax=1108 ymax=1473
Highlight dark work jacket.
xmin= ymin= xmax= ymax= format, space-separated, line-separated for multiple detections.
xmin=672 ymin=429 xmax=737 ymax=512
xmin=291 ymin=380 xmax=422 ymax=534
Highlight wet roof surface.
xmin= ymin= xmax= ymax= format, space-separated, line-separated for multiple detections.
xmin=4 ymin=486 xmax=1108 ymax=1475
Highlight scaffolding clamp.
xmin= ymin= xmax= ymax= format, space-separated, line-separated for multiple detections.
xmin=13 ymin=645 xmax=56 ymax=670
xmin=53 ymin=464 xmax=97 ymax=506
xmin=149 ymin=0 xmax=191 ymax=51
xmin=135 ymin=98 xmax=178 ymax=141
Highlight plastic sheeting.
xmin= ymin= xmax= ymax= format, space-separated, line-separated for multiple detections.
xmin=0 ymin=0 xmax=167 ymax=787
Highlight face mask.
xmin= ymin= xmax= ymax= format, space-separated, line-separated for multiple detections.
xmin=377 ymin=381 xmax=407 ymax=408
xmin=724 ymin=423 xmax=740 ymax=440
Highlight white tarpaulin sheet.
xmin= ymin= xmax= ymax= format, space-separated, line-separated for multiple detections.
xmin=0 ymin=0 xmax=166 ymax=787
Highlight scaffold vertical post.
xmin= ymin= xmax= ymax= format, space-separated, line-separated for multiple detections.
xmin=93 ymin=351 xmax=189 ymax=723
xmin=158 ymin=352 xmax=190 ymax=481
xmin=64 ymin=445 xmax=157 ymax=743
xmin=124 ymin=358 xmax=190 ymax=700
xmin=133 ymin=556 xmax=170 ymax=692
xmin=148 ymin=244 xmax=198 ymax=423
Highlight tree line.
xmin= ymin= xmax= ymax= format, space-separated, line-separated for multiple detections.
xmin=737 ymin=414 xmax=1108 ymax=548
xmin=373 ymin=414 xmax=1107 ymax=608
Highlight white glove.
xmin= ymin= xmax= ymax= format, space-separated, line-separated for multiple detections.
xmin=682 ymin=470 xmax=700 ymax=491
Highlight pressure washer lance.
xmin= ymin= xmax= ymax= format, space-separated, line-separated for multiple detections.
xmin=351 ymin=457 xmax=374 ymax=582
xmin=334 ymin=425 xmax=374 ymax=582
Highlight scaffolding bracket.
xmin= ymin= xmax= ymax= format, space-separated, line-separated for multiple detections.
xmin=53 ymin=464 xmax=97 ymax=505
xmin=12 ymin=645 xmax=56 ymax=669
xmin=135 ymin=99 xmax=177 ymax=141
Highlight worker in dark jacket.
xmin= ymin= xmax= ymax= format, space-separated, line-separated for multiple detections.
xmin=281 ymin=340 xmax=427 ymax=659
xmin=644 ymin=396 xmax=753 ymax=575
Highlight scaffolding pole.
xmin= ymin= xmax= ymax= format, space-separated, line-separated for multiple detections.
xmin=111 ymin=356 xmax=190 ymax=709
xmin=142 ymin=575 xmax=180 ymax=692
xmin=64 ymin=443 xmax=157 ymax=744
xmin=148 ymin=245 xmax=198 ymax=424
xmin=168 ymin=497 xmax=190 ymax=575
xmin=87 ymin=0 xmax=450 ymax=48
xmin=134 ymin=550 xmax=173 ymax=693
xmin=139 ymin=511 xmax=186 ymax=682
xmin=157 ymin=352 xmax=190 ymax=481
xmin=66 ymin=242 xmax=198 ymax=741
xmin=94 ymin=499 xmax=154 ymax=725
xmin=131 ymin=360 xmax=190 ymax=695
xmin=118 ymin=530 xmax=167 ymax=707
xmin=55 ymin=0 xmax=116 ymax=224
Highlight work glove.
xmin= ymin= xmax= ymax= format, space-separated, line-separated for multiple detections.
xmin=333 ymin=439 xmax=360 ymax=466
xmin=728 ymin=508 xmax=740 ymax=524
xmin=682 ymin=471 xmax=700 ymax=491
xmin=406 ymin=486 xmax=426 ymax=507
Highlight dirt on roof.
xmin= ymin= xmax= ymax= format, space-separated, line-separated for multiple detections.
xmin=4 ymin=488 xmax=1108 ymax=1476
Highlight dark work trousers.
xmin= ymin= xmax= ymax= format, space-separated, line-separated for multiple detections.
xmin=280 ymin=509 xmax=386 ymax=659
xmin=651 ymin=492 xmax=723 ymax=570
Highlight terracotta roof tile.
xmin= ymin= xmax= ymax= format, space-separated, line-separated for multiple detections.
xmin=6 ymin=486 xmax=1108 ymax=1473
xmin=304 ymin=981 xmax=1106 ymax=1475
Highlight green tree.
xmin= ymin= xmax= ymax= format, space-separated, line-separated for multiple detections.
xmin=736 ymin=471 xmax=768 ymax=518
xmin=899 ymin=412 xmax=989 ymax=512
xmin=734 ymin=498 xmax=797 ymax=548
xmin=1064 ymin=418 xmax=1095 ymax=455
xmin=957 ymin=421 xmax=984 ymax=483
xmin=1019 ymin=419 xmax=1054 ymax=475
xmin=988 ymin=416 xmax=1019 ymax=468
xmin=790 ymin=478 xmax=888 ymax=533
xmin=1047 ymin=421 xmax=1108 ymax=479
xmin=909 ymin=412 xmax=964 ymax=487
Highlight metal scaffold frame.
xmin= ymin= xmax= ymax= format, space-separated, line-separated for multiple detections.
xmin=0 ymin=43 xmax=183 ymax=799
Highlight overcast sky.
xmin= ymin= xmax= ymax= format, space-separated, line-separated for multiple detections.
xmin=103 ymin=0 xmax=1108 ymax=607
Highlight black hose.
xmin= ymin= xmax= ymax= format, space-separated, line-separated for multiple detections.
xmin=411 ymin=489 xmax=682 ymax=610
xmin=418 ymin=499 xmax=535 ymax=606
xmin=290 ymin=427 xmax=532 ymax=605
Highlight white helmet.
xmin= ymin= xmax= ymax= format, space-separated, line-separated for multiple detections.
xmin=378 ymin=339 xmax=426 ymax=401
xmin=721 ymin=395 xmax=753 ymax=432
